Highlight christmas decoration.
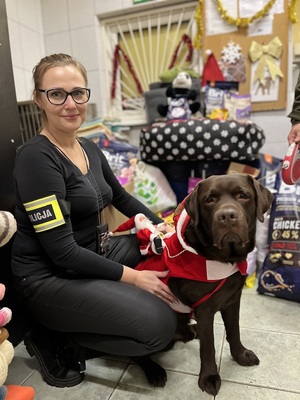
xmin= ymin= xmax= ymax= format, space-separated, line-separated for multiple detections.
xmin=168 ymin=34 xmax=194 ymax=70
xmin=248 ymin=36 xmax=284 ymax=85
xmin=111 ymin=45 xmax=143 ymax=100
xmin=201 ymin=50 xmax=225 ymax=87
xmin=216 ymin=0 xmax=276 ymax=28
xmin=193 ymin=0 xmax=203 ymax=50
xmin=193 ymin=0 xmax=298 ymax=50
xmin=289 ymin=0 xmax=298 ymax=23
xmin=221 ymin=41 xmax=241 ymax=64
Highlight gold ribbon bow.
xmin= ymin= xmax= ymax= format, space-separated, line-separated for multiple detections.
xmin=249 ymin=37 xmax=284 ymax=84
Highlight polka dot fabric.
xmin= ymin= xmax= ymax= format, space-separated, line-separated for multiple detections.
xmin=139 ymin=119 xmax=265 ymax=163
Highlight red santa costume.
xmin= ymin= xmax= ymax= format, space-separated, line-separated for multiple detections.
xmin=134 ymin=207 xmax=248 ymax=314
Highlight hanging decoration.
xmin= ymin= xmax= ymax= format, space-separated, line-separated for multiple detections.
xmin=168 ymin=34 xmax=194 ymax=69
xmin=111 ymin=44 xmax=143 ymax=100
xmin=219 ymin=41 xmax=246 ymax=83
xmin=248 ymin=36 xmax=284 ymax=84
xmin=221 ymin=41 xmax=242 ymax=64
xmin=193 ymin=0 xmax=298 ymax=48
xmin=216 ymin=0 xmax=276 ymax=27
xmin=289 ymin=0 xmax=298 ymax=23
xmin=193 ymin=0 xmax=203 ymax=50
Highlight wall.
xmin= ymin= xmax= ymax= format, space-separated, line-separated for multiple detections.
xmin=5 ymin=0 xmax=45 ymax=101
xmin=5 ymin=0 xmax=296 ymax=159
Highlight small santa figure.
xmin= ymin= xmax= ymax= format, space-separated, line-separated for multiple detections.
xmin=112 ymin=213 xmax=174 ymax=256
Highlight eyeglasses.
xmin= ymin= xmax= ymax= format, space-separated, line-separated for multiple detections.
xmin=36 ymin=88 xmax=91 ymax=105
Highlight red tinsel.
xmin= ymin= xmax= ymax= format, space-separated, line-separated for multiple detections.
xmin=168 ymin=34 xmax=194 ymax=70
xmin=111 ymin=44 xmax=143 ymax=100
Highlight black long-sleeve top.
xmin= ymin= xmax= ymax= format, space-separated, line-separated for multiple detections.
xmin=288 ymin=72 xmax=300 ymax=124
xmin=11 ymin=135 xmax=162 ymax=280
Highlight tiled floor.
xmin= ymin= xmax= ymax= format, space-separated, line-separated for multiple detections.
xmin=7 ymin=284 xmax=300 ymax=400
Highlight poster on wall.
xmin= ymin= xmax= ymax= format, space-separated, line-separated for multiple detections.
xmin=250 ymin=61 xmax=281 ymax=103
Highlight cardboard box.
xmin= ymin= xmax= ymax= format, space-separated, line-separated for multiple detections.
xmin=102 ymin=181 xmax=133 ymax=232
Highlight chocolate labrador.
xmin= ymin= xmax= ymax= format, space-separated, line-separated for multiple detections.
xmin=135 ymin=173 xmax=274 ymax=396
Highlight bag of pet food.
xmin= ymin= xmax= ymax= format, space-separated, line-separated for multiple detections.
xmin=223 ymin=92 xmax=252 ymax=122
xmin=205 ymin=81 xmax=239 ymax=117
xmin=133 ymin=161 xmax=177 ymax=214
xmin=257 ymin=164 xmax=300 ymax=302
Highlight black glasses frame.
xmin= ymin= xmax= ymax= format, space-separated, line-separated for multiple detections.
xmin=36 ymin=88 xmax=91 ymax=105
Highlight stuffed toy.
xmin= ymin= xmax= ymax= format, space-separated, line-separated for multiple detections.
xmin=0 ymin=212 xmax=17 ymax=248
xmin=112 ymin=213 xmax=174 ymax=256
xmin=157 ymin=71 xmax=200 ymax=121
xmin=159 ymin=66 xmax=200 ymax=84
xmin=0 ymin=211 xmax=35 ymax=400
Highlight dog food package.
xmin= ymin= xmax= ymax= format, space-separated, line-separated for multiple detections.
xmin=255 ymin=154 xmax=282 ymax=268
xmin=257 ymin=173 xmax=300 ymax=302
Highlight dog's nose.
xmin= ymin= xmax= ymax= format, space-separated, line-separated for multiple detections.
xmin=216 ymin=208 xmax=239 ymax=225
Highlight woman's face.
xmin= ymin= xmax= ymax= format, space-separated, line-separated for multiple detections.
xmin=35 ymin=65 xmax=88 ymax=134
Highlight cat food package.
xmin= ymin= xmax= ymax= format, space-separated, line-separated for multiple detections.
xmin=205 ymin=81 xmax=239 ymax=117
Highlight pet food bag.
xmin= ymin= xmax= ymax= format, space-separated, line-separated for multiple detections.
xmin=133 ymin=161 xmax=177 ymax=214
xmin=258 ymin=173 xmax=300 ymax=302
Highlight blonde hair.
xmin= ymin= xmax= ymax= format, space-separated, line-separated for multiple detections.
xmin=33 ymin=53 xmax=88 ymax=128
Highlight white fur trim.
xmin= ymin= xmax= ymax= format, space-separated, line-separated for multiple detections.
xmin=135 ymin=214 xmax=155 ymax=232
xmin=140 ymin=244 xmax=151 ymax=255
xmin=176 ymin=209 xmax=198 ymax=254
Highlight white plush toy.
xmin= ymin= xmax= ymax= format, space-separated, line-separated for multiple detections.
xmin=0 ymin=212 xmax=17 ymax=248
xmin=0 ymin=211 xmax=35 ymax=399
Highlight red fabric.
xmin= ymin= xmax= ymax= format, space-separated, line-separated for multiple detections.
xmin=113 ymin=216 xmax=136 ymax=232
xmin=201 ymin=52 xmax=225 ymax=87
xmin=136 ymin=209 xmax=248 ymax=283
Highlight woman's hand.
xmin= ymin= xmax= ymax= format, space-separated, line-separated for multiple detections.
xmin=288 ymin=124 xmax=300 ymax=145
xmin=121 ymin=267 xmax=179 ymax=305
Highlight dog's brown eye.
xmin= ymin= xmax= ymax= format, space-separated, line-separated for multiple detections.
xmin=239 ymin=192 xmax=248 ymax=199
xmin=205 ymin=196 xmax=214 ymax=203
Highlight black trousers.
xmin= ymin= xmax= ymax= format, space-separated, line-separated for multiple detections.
xmin=16 ymin=235 xmax=177 ymax=356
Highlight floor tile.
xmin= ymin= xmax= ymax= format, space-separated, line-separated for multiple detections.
xmin=151 ymin=323 xmax=225 ymax=375
xmin=220 ymin=328 xmax=300 ymax=393
xmin=21 ymin=358 xmax=129 ymax=400
xmin=6 ymin=343 xmax=38 ymax=385
xmin=240 ymin=291 xmax=300 ymax=334
xmin=112 ymin=364 xmax=213 ymax=400
xmin=216 ymin=381 xmax=300 ymax=400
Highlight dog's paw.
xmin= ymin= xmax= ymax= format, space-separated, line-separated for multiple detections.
xmin=133 ymin=356 xmax=167 ymax=387
xmin=233 ymin=349 xmax=260 ymax=366
xmin=198 ymin=373 xmax=221 ymax=396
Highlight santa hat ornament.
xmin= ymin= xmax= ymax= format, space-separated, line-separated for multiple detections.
xmin=113 ymin=214 xmax=156 ymax=234
xmin=201 ymin=49 xmax=225 ymax=87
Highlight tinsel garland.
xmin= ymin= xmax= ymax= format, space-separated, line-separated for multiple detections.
xmin=289 ymin=0 xmax=298 ymax=23
xmin=111 ymin=44 xmax=143 ymax=100
xmin=193 ymin=0 xmax=203 ymax=50
xmin=168 ymin=34 xmax=194 ymax=69
xmin=193 ymin=0 xmax=298 ymax=49
xmin=216 ymin=0 xmax=276 ymax=27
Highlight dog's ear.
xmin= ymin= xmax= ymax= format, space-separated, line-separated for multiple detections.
xmin=184 ymin=181 xmax=209 ymax=245
xmin=247 ymin=175 xmax=274 ymax=222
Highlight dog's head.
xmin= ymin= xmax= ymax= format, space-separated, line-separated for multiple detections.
xmin=183 ymin=173 xmax=273 ymax=263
